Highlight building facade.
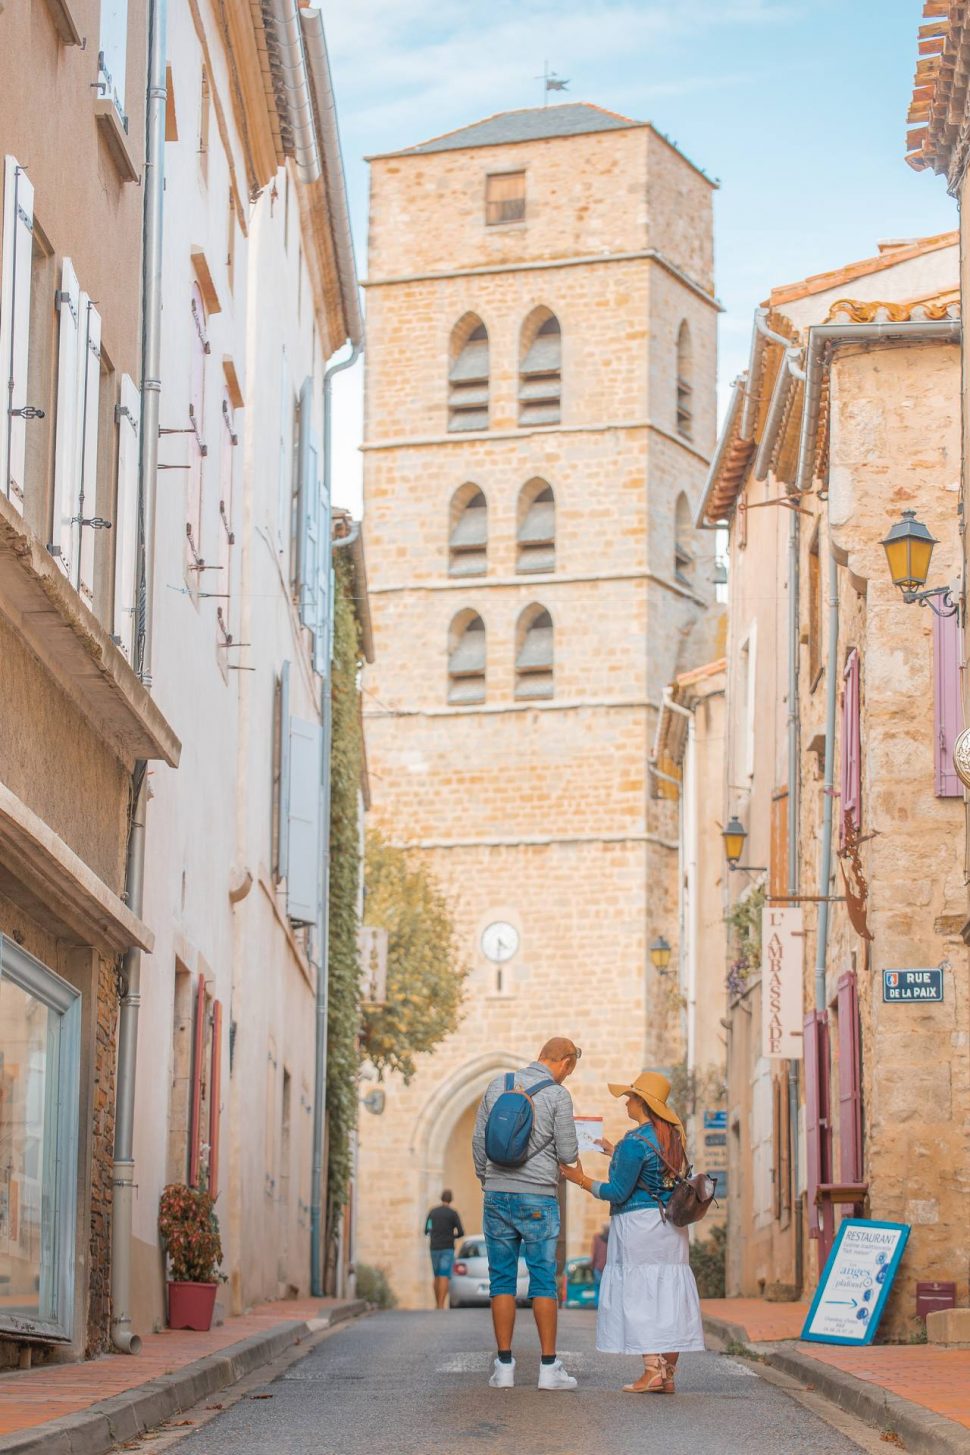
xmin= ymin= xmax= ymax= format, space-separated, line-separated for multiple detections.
xmin=357 ymin=103 xmax=718 ymax=1307
xmin=700 ymin=234 xmax=970 ymax=1334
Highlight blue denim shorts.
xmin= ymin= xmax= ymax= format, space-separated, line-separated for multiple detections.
xmin=430 ymin=1248 xmax=454 ymax=1277
xmin=483 ymin=1191 xmax=559 ymax=1301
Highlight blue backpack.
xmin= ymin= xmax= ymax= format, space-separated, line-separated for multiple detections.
xmin=484 ymin=1073 xmax=556 ymax=1167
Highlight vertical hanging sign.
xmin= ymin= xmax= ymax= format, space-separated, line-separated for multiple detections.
xmin=762 ymin=906 xmax=804 ymax=1059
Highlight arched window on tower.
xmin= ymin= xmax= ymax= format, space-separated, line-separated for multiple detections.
xmin=449 ymin=485 xmax=488 ymax=577
xmin=448 ymin=611 xmax=486 ymax=704
xmin=517 ymin=479 xmax=555 ymax=574
xmin=519 ymin=310 xmax=561 ymax=426
xmin=674 ymin=492 xmax=694 ymax=585
xmin=676 ymin=321 xmax=693 ymax=440
xmin=515 ymin=605 xmax=554 ymax=700
xmin=448 ymin=316 xmax=489 ymax=432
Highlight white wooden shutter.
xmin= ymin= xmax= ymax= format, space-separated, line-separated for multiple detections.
xmin=54 ymin=263 xmax=81 ymax=573
xmin=0 ymin=156 xmax=35 ymax=513
xmin=277 ymin=661 xmax=291 ymax=882
xmin=296 ymin=377 xmax=315 ymax=628
xmin=76 ymin=300 xmax=102 ymax=605
xmin=286 ymin=715 xmax=321 ymax=925
xmin=113 ymin=373 xmax=140 ymax=658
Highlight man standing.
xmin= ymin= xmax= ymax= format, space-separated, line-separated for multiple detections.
xmin=472 ymin=1037 xmax=581 ymax=1391
xmin=424 ymin=1189 xmax=464 ymax=1310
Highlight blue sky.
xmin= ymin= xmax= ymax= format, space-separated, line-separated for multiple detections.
xmin=323 ymin=0 xmax=956 ymax=512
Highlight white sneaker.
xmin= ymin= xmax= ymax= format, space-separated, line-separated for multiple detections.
xmin=537 ymin=1358 xmax=577 ymax=1391
xmin=489 ymin=1356 xmax=516 ymax=1388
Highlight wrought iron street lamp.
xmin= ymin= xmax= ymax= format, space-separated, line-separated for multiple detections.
xmin=649 ymin=936 xmax=672 ymax=974
xmin=722 ymin=817 xmax=766 ymax=874
xmin=881 ymin=510 xmax=958 ymax=618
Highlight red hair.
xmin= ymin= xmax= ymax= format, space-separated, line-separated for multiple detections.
xmin=647 ymin=1111 xmax=686 ymax=1174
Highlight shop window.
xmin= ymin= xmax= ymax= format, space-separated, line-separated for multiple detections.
xmin=0 ymin=936 xmax=81 ymax=1342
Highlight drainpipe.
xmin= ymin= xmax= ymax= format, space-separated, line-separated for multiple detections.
xmin=310 ymin=342 xmax=361 ymax=1298
xmin=786 ymin=482 xmax=803 ymax=1289
xmin=752 ymin=347 xmax=801 ymax=483
xmin=740 ymin=307 xmax=792 ymax=443
xmin=815 ymin=549 xmax=840 ymax=1012
xmin=112 ymin=0 xmax=167 ymax=1355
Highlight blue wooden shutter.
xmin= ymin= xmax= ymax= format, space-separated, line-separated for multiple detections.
xmin=286 ymin=715 xmax=322 ymax=925
xmin=933 ymin=608 xmax=963 ymax=797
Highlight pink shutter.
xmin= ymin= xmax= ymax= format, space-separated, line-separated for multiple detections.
xmin=933 ymin=609 xmax=963 ymax=797
xmin=804 ymin=1011 xmax=835 ymax=1262
xmin=837 ymin=971 xmax=863 ymax=1184
xmin=840 ymin=651 xmax=861 ymax=846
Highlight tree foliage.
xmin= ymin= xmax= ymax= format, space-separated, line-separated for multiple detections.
xmin=325 ymin=555 xmax=363 ymax=1252
xmin=360 ymin=831 xmax=467 ymax=1084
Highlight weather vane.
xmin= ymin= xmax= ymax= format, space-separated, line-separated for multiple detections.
xmin=536 ymin=61 xmax=569 ymax=106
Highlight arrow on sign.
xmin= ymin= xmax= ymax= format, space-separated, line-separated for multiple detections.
xmin=828 ymin=1299 xmax=858 ymax=1308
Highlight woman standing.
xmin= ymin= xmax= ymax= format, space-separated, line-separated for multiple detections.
xmin=560 ymin=1071 xmax=705 ymax=1393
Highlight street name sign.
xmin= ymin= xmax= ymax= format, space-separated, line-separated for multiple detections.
xmin=882 ymin=969 xmax=943 ymax=1003
xmin=802 ymin=1220 xmax=910 ymax=1346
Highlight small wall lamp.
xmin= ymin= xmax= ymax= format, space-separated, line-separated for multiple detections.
xmin=649 ymin=936 xmax=672 ymax=974
xmin=722 ymin=817 xmax=766 ymax=874
xmin=881 ymin=510 xmax=958 ymax=618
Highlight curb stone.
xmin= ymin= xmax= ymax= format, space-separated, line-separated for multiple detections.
xmin=703 ymin=1315 xmax=970 ymax=1455
xmin=0 ymin=1301 xmax=368 ymax=1455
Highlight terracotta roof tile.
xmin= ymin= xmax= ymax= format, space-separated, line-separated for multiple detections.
xmin=905 ymin=2 xmax=970 ymax=177
xmin=768 ymin=231 xmax=958 ymax=306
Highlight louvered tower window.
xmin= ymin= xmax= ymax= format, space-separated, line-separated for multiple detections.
xmin=448 ymin=318 xmax=489 ymax=432
xmin=674 ymin=492 xmax=693 ymax=585
xmin=676 ymin=320 xmax=693 ymax=440
xmin=515 ymin=606 xmax=554 ymax=699
xmin=449 ymin=486 xmax=487 ymax=576
xmin=517 ymin=479 xmax=555 ymax=574
xmin=448 ymin=612 xmax=486 ymax=704
xmin=519 ymin=312 xmax=561 ymax=426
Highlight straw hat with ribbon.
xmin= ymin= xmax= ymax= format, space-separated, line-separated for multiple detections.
xmin=607 ymin=1071 xmax=685 ymax=1145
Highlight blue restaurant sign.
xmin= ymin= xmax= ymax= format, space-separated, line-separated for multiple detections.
xmin=882 ymin=968 xmax=943 ymax=1003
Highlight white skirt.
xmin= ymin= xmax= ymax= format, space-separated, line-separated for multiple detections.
xmin=596 ymin=1207 xmax=706 ymax=1354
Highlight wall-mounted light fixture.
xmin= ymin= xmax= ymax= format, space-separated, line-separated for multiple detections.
xmin=881 ymin=510 xmax=958 ymax=618
xmin=649 ymin=936 xmax=672 ymax=974
xmin=722 ymin=816 xmax=766 ymax=874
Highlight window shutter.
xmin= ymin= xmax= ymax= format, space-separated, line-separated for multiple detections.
xmin=76 ymin=299 xmax=102 ymax=606
xmin=276 ymin=660 xmax=291 ymax=882
xmin=113 ymin=373 xmax=140 ymax=658
xmin=836 ymin=971 xmax=863 ymax=1184
xmin=840 ymin=650 xmax=861 ymax=844
xmin=188 ymin=973 xmax=206 ymax=1187
xmin=933 ymin=608 xmax=963 ymax=797
xmin=295 ymin=377 xmax=316 ymax=628
xmin=217 ymin=391 xmax=236 ymax=642
xmin=803 ymin=1010 xmax=835 ymax=1257
xmin=277 ymin=352 xmax=291 ymax=553
xmin=54 ymin=260 xmax=82 ymax=570
xmin=1 ymin=156 xmax=35 ymax=513
xmin=208 ymin=999 xmax=222 ymax=1199
xmin=286 ymin=715 xmax=322 ymax=925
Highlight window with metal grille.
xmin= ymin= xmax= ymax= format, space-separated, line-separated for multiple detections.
xmin=485 ymin=171 xmax=525 ymax=225
xmin=449 ymin=485 xmax=487 ymax=577
xmin=519 ymin=311 xmax=561 ymax=427
xmin=676 ymin=320 xmax=693 ymax=440
xmin=448 ymin=317 xmax=489 ymax=432
xmin=448 ymin=612 xmax=486 ymax=704
xmin=517 ymin=479 xmax=555 ymax=574
xmin=515 ymin=605 xmax=554 ymax=699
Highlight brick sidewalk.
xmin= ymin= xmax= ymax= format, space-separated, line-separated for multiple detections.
xmin=0 ymin=1296 xmax=349 ymax=1440
xmin=702 ymin=1297 xmax=970 ymax=1433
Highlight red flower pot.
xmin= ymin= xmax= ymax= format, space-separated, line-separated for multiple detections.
xmin=167 ymin=1280 xmax=217 ymax=1331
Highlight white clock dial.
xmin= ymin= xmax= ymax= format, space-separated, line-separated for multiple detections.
xmin=481 ymin=921 xmax=519 ymax=964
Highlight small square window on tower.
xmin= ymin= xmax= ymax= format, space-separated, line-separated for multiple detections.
xmin=485 ymin=171 xmax=526 ymax=226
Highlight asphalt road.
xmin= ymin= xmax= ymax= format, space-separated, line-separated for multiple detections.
xmin=170 ymin=1308 xmax=867 ymax=1455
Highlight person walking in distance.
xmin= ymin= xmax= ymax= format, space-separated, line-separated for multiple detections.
xmin=424 ymin=1190 xmax=464 ymax=1310
xmin=591 ymin=1223 xmax=610 ymax=1291
xmin=472 ymin=1037 xmax=581 ymax=1391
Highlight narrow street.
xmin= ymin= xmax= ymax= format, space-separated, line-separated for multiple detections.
xmin=165 ymin=1311 xmax=869 ymax=1455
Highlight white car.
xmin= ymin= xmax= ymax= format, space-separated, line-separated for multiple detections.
xmin=449 ymin=1236 xmax=530 ymax=1308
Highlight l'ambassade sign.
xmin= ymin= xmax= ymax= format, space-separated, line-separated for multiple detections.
xmin=762 ymin=906 xmax=804 ymax=1059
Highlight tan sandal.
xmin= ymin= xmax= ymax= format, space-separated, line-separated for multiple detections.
xmin=622 ymin=1356 xmax=672 ymax=1393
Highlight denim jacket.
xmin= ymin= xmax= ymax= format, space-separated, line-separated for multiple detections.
xmin=590 ymin=1124 xmax=674 ymax=1216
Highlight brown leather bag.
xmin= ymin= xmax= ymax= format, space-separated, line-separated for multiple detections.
xmin=639 ymin=1133 xmax=718 ymax=1228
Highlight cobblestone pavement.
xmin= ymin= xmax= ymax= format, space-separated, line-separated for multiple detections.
xmin=167 ymin=1308 xmax=869 ymax=1455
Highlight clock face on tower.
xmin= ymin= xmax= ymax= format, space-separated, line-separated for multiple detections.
xmin=481 ymin=921 xmax=519 ymax=964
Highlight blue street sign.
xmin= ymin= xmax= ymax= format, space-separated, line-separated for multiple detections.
xmin=703 ymin=1110 xmax=728 ymax=1130
xmin=882 ymin=969 xmax=943 ymax=1003
xmin=705 ymin=1132 xmax=727 ymax=1147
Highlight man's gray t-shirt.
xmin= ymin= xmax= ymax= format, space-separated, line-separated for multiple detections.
xmin=472 ymin=1062 xmax=579 ymax=1198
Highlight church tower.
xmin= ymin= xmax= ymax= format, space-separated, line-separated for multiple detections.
xmin=358 ymin=104 xmax=717 ymax=1306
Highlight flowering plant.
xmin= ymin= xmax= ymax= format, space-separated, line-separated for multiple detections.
xmin=158 ymin=1183 xmax=224 ymax=1284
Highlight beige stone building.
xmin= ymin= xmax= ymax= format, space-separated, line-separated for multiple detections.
xmin=700 ymin=233 xmax=970 ymax=1334
xmin=357 ymin=103 xmax=719 ymax=1307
